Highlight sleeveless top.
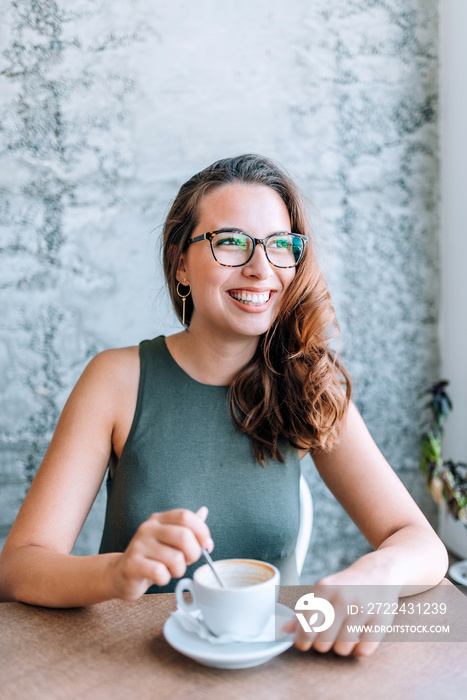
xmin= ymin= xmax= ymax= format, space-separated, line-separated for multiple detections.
xmin=99 ymin=335 xmax=301 ymax=593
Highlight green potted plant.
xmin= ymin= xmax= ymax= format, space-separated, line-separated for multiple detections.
xmin=420 ymin=381 xmax=467 ymax=559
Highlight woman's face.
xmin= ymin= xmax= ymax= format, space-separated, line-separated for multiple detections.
xmin=176 ymin=183 xmax=296 ymax=342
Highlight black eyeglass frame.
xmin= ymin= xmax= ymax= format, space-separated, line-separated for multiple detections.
xmin=186 ymin=229 xmax=308 ymax=268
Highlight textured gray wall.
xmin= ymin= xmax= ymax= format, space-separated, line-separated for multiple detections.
xmin=0 ymin=0 xmax=439 ymax=582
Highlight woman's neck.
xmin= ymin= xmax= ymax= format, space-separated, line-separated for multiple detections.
xmin=165 ymin=328 xmax=260 ymax=386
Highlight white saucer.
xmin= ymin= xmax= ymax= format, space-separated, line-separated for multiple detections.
xmin=163 ymin=602 xmax=296 ymax=669
xmin=449 ymin=560 xmax=467 ymax=586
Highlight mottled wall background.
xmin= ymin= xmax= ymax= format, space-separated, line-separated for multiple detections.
xmin=0 ymin=0 xmax=439 ymax=582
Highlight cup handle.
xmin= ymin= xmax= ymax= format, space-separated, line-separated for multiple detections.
xmin=175 ymin=578 xmax=197 ymax=614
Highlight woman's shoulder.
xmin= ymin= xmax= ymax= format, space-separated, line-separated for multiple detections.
xmin=86 ymin=345 xmax=141 ymax=391
xmin=93 ymin=344 xmax=140 ymax=365
xmin=84 ymin=346 xmax=142 ymax=460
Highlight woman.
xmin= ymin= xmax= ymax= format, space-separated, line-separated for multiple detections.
xmin=0 ymin=154 xmax=448 ymax=657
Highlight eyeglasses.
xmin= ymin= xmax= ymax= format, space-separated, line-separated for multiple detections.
xmin=187 ymin=229 xmax=308 ymax=268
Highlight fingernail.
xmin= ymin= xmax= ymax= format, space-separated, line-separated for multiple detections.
xmin=197 ymin=506 xmax=209 ymax=520
xmin=205 ymin=537 xmax=215 ymax=553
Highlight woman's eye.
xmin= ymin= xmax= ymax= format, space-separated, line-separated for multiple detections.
xmin=270 ymin=237 xmax=290 ymax=249
xmin=217 ymin=236 xmax=247 ymax=248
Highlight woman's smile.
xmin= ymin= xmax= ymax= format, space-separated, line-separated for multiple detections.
xmin=227 ymin=287 xmax=276 ymax=310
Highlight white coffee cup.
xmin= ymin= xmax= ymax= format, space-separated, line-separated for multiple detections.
xmin=175 ymin=558 xmax=280 ymax=638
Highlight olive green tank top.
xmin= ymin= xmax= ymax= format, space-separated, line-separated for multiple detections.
xmin=99 ymin=335 xmax=301 ymax=593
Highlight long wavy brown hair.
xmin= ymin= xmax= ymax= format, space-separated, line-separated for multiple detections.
xmin=163 ymin=154 xmax=351 ymax=465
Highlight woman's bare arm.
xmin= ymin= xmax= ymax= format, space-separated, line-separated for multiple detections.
xmin=311 ymin=400 xmax=448 ymax=592
xmin=0 ymin=350 xmax=130 ymax=606
xmin=0 ymin=349 xmax=213 ymax=607
xmin=284 ymin=400 xmax=448 ymax=657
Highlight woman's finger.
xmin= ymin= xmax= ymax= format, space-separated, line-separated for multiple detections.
xmin=156 ymin=508 xmax=214 ymax=552
xmin=133 ymin=555 xmax=173 ymax=587
xmin=134 ymin=519 xmax=205 ymax=567
xmin=140 ymin=540 xmax=190 ymax=579
xmin=283 ymin=616 xmax=318 ymax=652
xmin=352 ymin=640 xmax=381 ymax=657
xmin=196 ymin=506 xmax=209 ymax=521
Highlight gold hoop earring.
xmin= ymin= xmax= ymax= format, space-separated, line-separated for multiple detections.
xmin=176 ymin=279 xmax=191 ymax=325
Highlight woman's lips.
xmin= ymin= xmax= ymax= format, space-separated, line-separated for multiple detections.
xmin=229 ymin=290 xmax=270 ymax=305
xmin=227 ymin=289 xmax=276 ymax=311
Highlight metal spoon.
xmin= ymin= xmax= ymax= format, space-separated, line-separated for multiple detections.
xmin=201 ymin=547 xmax=226 ymax=588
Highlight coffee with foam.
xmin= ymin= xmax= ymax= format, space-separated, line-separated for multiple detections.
xmin=197 ymin=559 xmax=275 ymax=588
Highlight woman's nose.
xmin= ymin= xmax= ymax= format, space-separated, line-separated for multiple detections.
xmin=242 ymin=243 xmax=273 ymax=279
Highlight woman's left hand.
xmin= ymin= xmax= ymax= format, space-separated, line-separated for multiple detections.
xmin=281 ymin=557 xmax=402 ymax=657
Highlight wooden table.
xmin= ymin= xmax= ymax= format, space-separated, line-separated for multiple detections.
xmin=1 ymin=581 xmax=466 ymax=700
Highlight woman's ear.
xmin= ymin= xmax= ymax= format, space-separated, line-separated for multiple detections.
xmin=175 ymin=253 xmax=188 ymax=283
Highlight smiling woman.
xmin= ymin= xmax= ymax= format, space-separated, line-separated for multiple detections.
xmin=163 ymin=156 xmax=350 ymax=462
xmin=0 ymin=154 xmax=448 ymax=659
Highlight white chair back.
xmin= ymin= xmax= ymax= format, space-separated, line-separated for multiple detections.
xmin=296 ymin=474 xmax=313 ymax=577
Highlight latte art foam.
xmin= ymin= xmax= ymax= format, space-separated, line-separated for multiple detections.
xmin=197 ymin=559 xmax=275 ymax=589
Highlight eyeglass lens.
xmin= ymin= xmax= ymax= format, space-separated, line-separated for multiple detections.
xmin=211 ymin=231 xmax=303 ymax=267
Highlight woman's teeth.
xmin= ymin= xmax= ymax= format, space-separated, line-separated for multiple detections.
xmin=230 ymin=291 xmax=270 ymax=306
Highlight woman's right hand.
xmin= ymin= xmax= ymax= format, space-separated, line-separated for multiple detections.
xmin=109 ymin=506 xmax=214 ymax=601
